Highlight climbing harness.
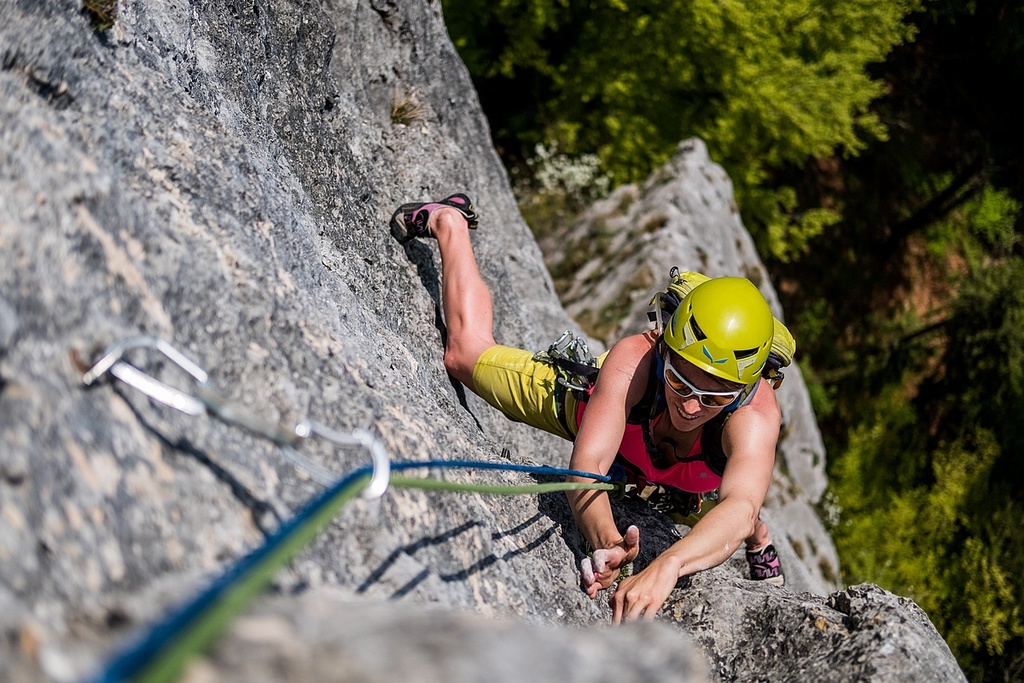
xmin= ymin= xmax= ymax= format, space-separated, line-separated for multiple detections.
xmin=79 ymin=336 xmax=615 ymax=683
xmin=606 ymin=461 xmax=718 ymax=518
xmin=532 ymin=329 xmax=599 ymax=394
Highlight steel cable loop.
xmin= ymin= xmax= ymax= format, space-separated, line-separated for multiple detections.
xmin=80 ymin=337 xmax=395 ymax=495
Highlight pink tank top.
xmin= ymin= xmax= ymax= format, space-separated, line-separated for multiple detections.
xmin=576 ymin=402 xmax=722 ymax=494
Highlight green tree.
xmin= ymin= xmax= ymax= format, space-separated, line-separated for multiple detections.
xmin=443 ymin=0 xmax=920 ymax=259
xmin=769 ymin=8 xmax=1024 ymax=674
xmin=830 ymin=252 xmax=1024 ymax=680
xmin=823 ymin=178 xmax=1024 ymax=679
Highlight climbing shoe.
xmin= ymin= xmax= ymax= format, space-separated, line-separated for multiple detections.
xmin=746 ymin=544 xmax=785 ymax=586
xmin=389 ymin=193 xmax=478 ymax=242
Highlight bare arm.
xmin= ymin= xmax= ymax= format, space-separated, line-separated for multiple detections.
xmin=565 ymin=333 xmax=656 ymax=595
xmin=609 ymin=378 xmax=781 ymax=623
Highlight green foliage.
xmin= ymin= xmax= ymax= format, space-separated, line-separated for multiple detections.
xmin=443 ymin=0 xmax=920 ymax=258
xmin=946 ymin=515 xmax=1024 ymax=676
xmin=830 ymin=250 xmax=1024 ymax=680
xmin=798 ymin=358 xmax=835 ymax=425
xmin=831 ymin=414 xmax=1024 ymax=679
xmin=954 ymin=186 xmax=1020 ymax=261
xmin=921 ymin=181 xmax=1022 ymax=265
xmin=939 ymin=258 xmax=1024 ymax=421
xmin=968 ymin=188 xmax=1022 ymax=254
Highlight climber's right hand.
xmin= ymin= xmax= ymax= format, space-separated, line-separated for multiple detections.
xmin=579 ymin=525 xmax=640 ymax=599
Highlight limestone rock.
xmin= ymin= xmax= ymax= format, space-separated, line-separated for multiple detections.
xmin=185 ymin=587 xmax=713 ymax=683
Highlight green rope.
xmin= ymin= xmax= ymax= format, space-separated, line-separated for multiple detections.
xmin=110 ymin=472 xmax=614 ymax=683
xmin=134 ymin=473 xmax=371 ymax=683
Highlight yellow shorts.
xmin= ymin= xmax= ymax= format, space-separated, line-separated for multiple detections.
xmin=471 ymin=345 xmax=583 ymax=442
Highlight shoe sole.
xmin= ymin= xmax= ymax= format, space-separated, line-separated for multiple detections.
xmin=390 ymin=196 xmax=479 ymax=243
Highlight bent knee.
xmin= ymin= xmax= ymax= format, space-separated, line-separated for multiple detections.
xmin=443 ymin=347 xmax=478 ymax=389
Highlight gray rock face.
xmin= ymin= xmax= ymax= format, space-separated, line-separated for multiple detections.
xmin=0 ymin=1 xmax=964 ymax=682
xmin=666 ymin=579 xmax=966 ymax=682
xmin=184 ymin=587 xmax=713 ymax=683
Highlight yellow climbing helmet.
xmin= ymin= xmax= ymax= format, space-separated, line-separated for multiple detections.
xmin=662 ymin=277 xmax=774 ymax=385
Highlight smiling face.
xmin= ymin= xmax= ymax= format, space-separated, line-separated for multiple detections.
xmin=662 ymin=351 xmax=746 ymax=431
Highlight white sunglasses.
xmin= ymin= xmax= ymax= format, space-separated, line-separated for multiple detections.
xmin=662 ymin=354 xmax=743 ymax=407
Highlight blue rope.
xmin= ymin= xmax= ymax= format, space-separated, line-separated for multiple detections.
xmin=88 ymin=458 xmax=608 ymax=683
xmin=406 ymin=459 xmax=611 ymax=482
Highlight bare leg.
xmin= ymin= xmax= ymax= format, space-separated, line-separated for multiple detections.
xmin=429 ymin=207 xmax=497 ymax=391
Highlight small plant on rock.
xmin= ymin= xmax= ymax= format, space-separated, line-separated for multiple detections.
xmin=83 ymin=0 xmax=117 ymax=31
xmin=391 ymin=93 xmax=424 ymax=126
